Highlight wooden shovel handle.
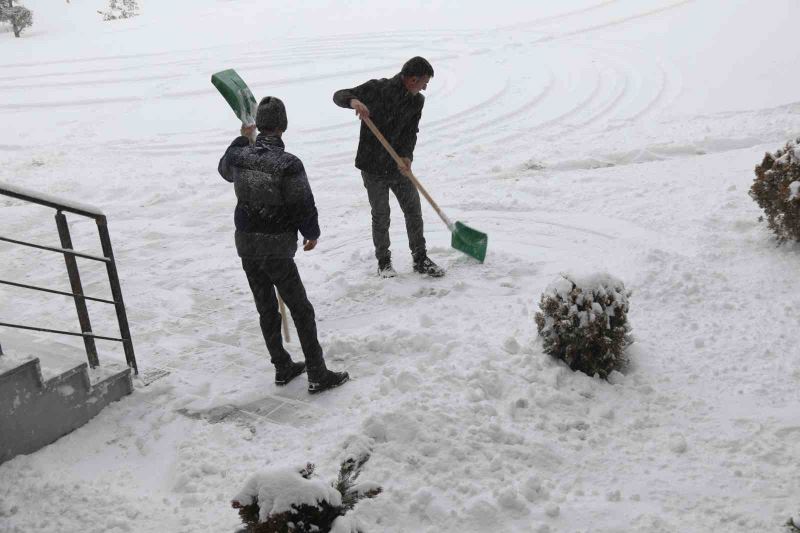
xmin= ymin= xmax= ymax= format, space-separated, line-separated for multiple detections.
xmin=278 ymin=293 xmax=290 ymax=342
xmin=361 ymin=117 xmax=453 ymax=230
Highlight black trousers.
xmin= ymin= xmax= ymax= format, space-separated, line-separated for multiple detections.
xmin=241 ymin=257 xmax=327 ymax=379
xmin=361 ymin=169 xmax=427 ymax=262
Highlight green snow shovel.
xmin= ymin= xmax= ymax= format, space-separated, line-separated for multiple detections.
xmin=211 ymin=69 xmax=292 ymax=342
xmin=211 ymin=68 xmax=258 ymax=125
xmin=362 ymin=117 xmax=488 ymax=263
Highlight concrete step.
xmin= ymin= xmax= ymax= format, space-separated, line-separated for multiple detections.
xmin=0 ymin=355 xmax=132 ymax=464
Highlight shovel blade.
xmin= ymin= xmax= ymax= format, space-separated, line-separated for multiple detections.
xmin=451 ymin=221 xmax=487 ymax=263
xmin=211 ymin=69 xmax=258 ymax=125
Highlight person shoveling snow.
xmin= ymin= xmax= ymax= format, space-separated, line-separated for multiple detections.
xmin=333 ymin=56 xmax=447 ymax=278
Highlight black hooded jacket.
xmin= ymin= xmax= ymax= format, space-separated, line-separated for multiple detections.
xmin=333 ymin=73 xmax=424 ymax=175
xmin=218 ymin=134 xmax=320 ymax=258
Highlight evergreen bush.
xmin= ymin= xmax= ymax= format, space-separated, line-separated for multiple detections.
xmin=534 ymin=273 xmax=632 ymax=379
xmin=233 ymin=455 xmax=381 ymax=533
xmin=98 ymin=0 xmax=139 ymax=21
xmin=0 ymin=2 xmax=33 ymax=38
xmin=750 ymin=138 xmax=800 ymax=243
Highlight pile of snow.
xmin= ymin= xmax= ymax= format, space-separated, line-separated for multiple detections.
xmin=233 ymin=465 xmax=342 ymax=523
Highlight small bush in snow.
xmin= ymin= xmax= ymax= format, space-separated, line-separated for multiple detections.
xmin=98 ymin=0 xmax=139 ymax=21
xmin=232 ymin=454 xmax=381 ymax=533
xmin=534 ymin=273 xmax=632 ymax=379
xmin=0 ymin=2 xmax=33 ymax=38
xmin=749 ymin=138 xmax=800 ymax=243
xmin=786 ymin=516 xmax=800 ymax=533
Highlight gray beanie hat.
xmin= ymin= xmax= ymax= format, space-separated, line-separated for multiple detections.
xmin=256 ymin=96 xmax=288 ymax=132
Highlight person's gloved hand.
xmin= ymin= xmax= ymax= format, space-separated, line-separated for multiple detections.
xmin=240 ymin=124 xmax=257 ymax=142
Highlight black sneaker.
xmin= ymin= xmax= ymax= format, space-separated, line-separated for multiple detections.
xmin=413 ymin=255 xmax=445 ymax=277
xmin=274 ymin=361 xmax=306 ymax=386
xmin=308 ymin=370 xmax=350 ymax=394
xmin=377 ymin=256 xmax=397 ymax=278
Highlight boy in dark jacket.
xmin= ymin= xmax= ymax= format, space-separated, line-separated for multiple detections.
xmin=218 ymin=96 xmax=348 ymax=394
xmin=333 ymin=56 xmax=444 ymax=278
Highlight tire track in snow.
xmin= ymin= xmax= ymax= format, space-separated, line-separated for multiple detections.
xmin=532 ymin=0 xmax=696 ymax=43
xmin=161 ymin=54 xmax=461 ymax=101
xmin=411 ymin=2 xmax=693 ymax=157
xmin=0 ymin=2 xmax=691 ymax=133
xmin=0 ymin=57 xmax=203 ymax=83
xmin=0 ymin=73 xmax=185 ymax=92
xmin=0 ymin=31 xmax=443 ymax=99
xmin=0 ymin=33 xmax=394 ymax=69
xmin=624 ymin=57 xmax=682 ymax=122
xmin=495 ymin=0 xmax=621 ymax=32
xmin=417 ymin=1 xmax=692 ymax=152
xmin=567 ymin=51 xmax=631 ymax=128
xmin=425 ymin=82 xmax=514 ymax=133
xmin=480 ymin=43 xmax=676 ymax=152
xmin=8 ymin=47 xmax=371 ymax=93
xmin=482 ymin=61 xmax=604 ymax=146
xmin=423 ymin=65 xmax=558 ymax=149
xmin=0 ymin=95 xmax=145 ymax=110
xmin=2 ymin=2 xmax=692 ymax=164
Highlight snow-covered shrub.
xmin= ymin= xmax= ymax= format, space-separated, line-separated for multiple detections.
xmin=232 ymin=454 xmax=381 ymax=533
xmin=534 ymin=273 xmax=632 ymax=379
xmin=0 ymin=3 xmax=33 ymax=38
xmin=97 ymin=0 xmax=138 ymax=21
xmin=750 ymin=138 xmax=800 ymax=243
xmin=787 ymin=516 xmax=800 ymax=533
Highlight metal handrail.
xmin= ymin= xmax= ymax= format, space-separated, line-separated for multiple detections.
xmin=0 ymin=235 xmax=111 ymax=262
xmin=0 ymin=280 xmax=116 ymax=305
xmin=0 ymin=322 xmax=125 ymax=343
xmin=0 ymin=182 xmax=138 ymax=374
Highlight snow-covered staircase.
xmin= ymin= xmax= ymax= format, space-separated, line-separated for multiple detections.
xmin=0 ymin=353 xmax=133 ymax=464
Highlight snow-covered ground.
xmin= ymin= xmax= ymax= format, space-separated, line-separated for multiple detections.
xmin=1 ymin=1 xmax=799 ymax=531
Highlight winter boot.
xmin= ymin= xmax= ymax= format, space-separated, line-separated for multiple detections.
xmin=308 ymin=370 xmax=350 ymax=394
xmin=274 ymin=361 xmax=306 ymax=386
xmin=413 ymin=254 xmax=445 ymax=277
xmin=377 ymin=255 xmax=397 ymax=278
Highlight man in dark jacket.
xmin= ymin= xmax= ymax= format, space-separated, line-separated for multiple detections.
xmin=333 ymin=56 xmax=444 ymax=278
xmin=218 ymin=96 xmax=348 ymax=394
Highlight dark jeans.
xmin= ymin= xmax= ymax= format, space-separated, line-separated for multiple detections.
xmin=361 ymin=169 xmax=426 ymax=262
xmin=241 ymin=257 xmax=327 ymax=379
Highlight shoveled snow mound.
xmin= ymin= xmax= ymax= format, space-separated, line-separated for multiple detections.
xmin=233 ymin=465 xmax=342 ymax=523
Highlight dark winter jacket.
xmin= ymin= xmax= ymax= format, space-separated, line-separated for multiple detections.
xmin=218 ymin=134 xmax=320 ymax=258
xmin=333 ymin=73 xmax=424 ymax=176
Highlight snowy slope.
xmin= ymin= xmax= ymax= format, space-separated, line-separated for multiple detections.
xmin=1 ymin=1 xmax=799 ymax=532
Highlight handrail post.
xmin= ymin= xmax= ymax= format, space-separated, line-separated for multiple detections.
xmin=96 ymin=216 xmax=137 ymax=375
xmin=55 ymin=211 xmax=99 ymax=368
